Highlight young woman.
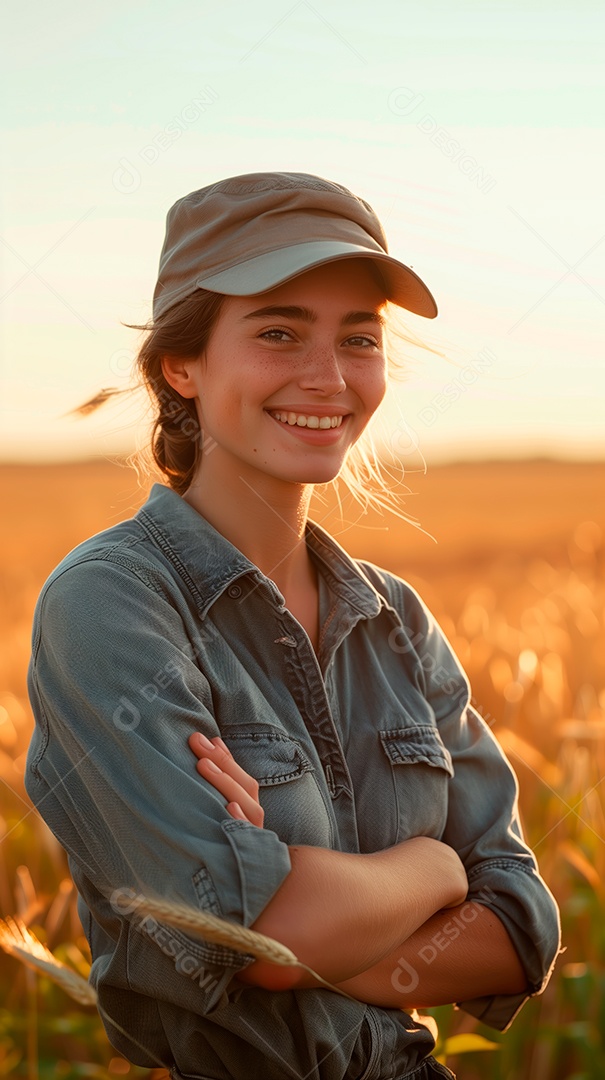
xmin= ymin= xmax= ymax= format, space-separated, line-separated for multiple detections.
xmin=25 ymin=172 xmax=561 ymax=1080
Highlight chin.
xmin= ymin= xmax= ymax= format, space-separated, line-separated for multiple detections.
xmin=284 ymin=465 xmax=344 ymax=485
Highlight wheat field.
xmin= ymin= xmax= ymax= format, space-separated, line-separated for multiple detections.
xmin=1 ymin=458 xmax=603 ymax=1079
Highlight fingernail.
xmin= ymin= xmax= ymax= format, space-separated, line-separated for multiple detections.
xmin=202 ymin=758 xmax=221 ymax=773
xmin=196 ymin=732 xmax=214 ymax=750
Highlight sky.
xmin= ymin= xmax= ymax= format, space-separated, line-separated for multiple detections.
xmin=1 ymin=0 xmax=604 ymax=464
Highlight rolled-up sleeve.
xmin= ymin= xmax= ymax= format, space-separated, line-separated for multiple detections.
xmin=397 ymin=579 xmax=562 ymax=1031
xmin=25 ymin=558 xmax=292 ymax=1013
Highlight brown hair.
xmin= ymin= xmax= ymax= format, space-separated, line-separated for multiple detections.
xmin=76 ymin=290 xmax=225 ymax=495
xmin=134 ymin=290 xmax=225 ymax=495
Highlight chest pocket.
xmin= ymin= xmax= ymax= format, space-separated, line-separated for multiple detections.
xmin=379 ymin=724 xmax=454 ymax=842
xmin=221 ymin=732 xmax=333 ymax=847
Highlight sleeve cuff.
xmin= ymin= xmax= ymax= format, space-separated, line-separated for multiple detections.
xmin=121 ymin=821 xmax=293 ymax=1017
xmin=455 ymin=990 xmax=529 ymax=1032
xmin=455 ymin=859 xmax=562 ymax=1030
xmin=221 ymin=818 xmax=293 ymax=926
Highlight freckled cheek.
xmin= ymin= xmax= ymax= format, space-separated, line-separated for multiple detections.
xmin=358 ymin=367 xmax=388 ymax=415
xmin=198 ymin=388 xmax=244 ymax=435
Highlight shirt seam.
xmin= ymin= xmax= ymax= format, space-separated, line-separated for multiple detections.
xmin=137 ymin=510 xmax=212 ymax=609
xmin=42 ymin=547 xmax=167 ymax=601
xmin=138 ymin=508 xmax=256 ymax=616
xmin=467 ymin=858 xmax=537 ymax=881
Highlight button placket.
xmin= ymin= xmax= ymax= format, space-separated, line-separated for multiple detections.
xmin=263 ymin=582 xmax=360 ymax=846
xmin=279 ymin=615 xmax=354 ymax=799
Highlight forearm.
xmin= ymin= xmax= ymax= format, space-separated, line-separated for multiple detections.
xmin=188 ymin=734 xmax=470 ymax=992
xmin=240 ymin=837 xmax=467 ymax=990
xmin=335 ymin=901 xmax=528 ymax=1008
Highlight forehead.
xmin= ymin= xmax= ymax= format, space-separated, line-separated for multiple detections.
xmin=237 ymin=258 xmax=388 ymax=309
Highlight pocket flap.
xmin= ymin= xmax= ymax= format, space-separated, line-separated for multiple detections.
xmin=379 ymin=727 xmax=454 ymax=776
xmin=222 ymin=732 xmax=314 ymax=787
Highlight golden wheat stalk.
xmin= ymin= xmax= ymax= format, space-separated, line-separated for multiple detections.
xmin=0 ymin=916 xmax=97 ymax=1007
xmin=136 ymin=895 xmax=298 ymax=966
xmin=134 ymin=895 xmax=359 ymax=1002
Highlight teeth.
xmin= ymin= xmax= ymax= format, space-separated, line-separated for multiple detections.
xmin=270 ymin=411 xmax=344 ymax=429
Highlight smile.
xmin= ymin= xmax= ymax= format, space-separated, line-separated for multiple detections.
xmin=268 ymin=410 xmax=344 ymax=429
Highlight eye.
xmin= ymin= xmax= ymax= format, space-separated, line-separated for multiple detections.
xmin=258 ymin=327 xmax=294 ymax=343
xmin=344 ymin=334 xmax=381 ymax=348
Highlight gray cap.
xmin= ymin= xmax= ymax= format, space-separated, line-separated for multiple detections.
xmin=153 ymin=171 xmax=438 ymax=320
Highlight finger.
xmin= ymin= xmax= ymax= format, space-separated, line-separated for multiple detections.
xmin=188 ymin=733 xmax=231 ymax=756
xmin=196 ymin=758 xmax=264 ymax=827
xmin=188 ymin=731 xmax=215 ymax=754
xmin=188 ymin=732 xmax=230 ymax=757
xmin=189 ymin=733 xmax=259 ymax=800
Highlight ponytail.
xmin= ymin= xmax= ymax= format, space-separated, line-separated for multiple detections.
xmin=73 ymin=290 xmax=224 ymax=495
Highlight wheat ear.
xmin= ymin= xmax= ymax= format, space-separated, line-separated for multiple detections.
xmin=0 ymin=916 xmax=97 ymax=1007
xmin=134 ymin=895 xmax=359 ymax=1003
xmin=136 ymin=895 xmax=298 ymax=965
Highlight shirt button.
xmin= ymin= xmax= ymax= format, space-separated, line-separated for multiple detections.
xmin=274 ymin=635 xmax=297 ymax=648
xmin=227 ymin=584 xmax=242 ymax=598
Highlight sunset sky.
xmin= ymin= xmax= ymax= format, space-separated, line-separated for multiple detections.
xmin=2 ymin=0 xmax=604 ymax=464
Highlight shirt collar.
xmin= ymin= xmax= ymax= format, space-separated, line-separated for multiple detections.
xmin=136 ymin=483 xmax=384 ymax=620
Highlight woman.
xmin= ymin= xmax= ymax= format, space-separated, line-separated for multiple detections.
xmin=25 ymin=172 xmax=561 ymax=1080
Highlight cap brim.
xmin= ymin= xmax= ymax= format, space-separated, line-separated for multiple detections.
xmin=197 ymin=241 xmax=438 ymax=318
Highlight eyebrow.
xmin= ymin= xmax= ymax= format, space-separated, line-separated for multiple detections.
xmin=241 ymin=305 xmax=386 ymax=328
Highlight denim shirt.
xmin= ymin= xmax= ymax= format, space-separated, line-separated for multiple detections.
xmin=25 ymin=483 xmax=561 ymax=1080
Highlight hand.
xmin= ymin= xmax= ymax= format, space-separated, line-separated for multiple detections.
xmin=188 ymin=732 xmax=264 ymax=828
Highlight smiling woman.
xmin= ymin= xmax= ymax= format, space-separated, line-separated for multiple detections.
xmin=161 ymin=263 xmax=388 ymax=485
xmin=24 ymin=171 xmax=561 ymax=1080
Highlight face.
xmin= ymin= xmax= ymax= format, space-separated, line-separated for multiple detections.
xmin=177 ymin=259 xmax=388 ymax=488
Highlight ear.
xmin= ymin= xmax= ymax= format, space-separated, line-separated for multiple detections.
xmin=161 ymin=355 xmax=200 ymax=400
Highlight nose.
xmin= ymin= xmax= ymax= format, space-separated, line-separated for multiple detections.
xmin=297 ymin=344 xmax=347 ymax=396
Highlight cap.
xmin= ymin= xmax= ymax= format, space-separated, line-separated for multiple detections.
xmin=153 ymin=171 xmax=438 ymax=320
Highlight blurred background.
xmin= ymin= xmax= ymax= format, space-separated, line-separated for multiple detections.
xmin=1 ymin=2 xmax=604 ymax=1076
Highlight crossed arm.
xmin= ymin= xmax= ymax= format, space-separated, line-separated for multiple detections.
xmin=188 ymin=733 xmax=528 ymax=1007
